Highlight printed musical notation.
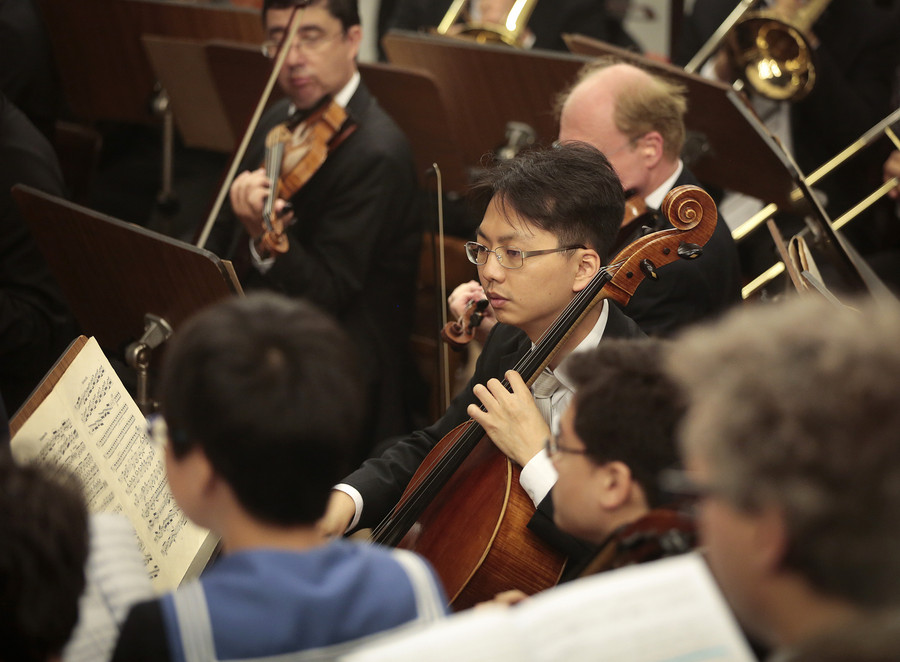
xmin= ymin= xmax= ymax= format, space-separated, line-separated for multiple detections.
xmin=10 ymin=337 xmax=215 ymax=591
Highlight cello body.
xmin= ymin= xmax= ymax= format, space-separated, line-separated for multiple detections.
xmin=397 ymin=424 xmax=565 ymax=610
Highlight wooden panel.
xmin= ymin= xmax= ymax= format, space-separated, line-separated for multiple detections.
xmin=143 ymin=36 xmax=236 ymax=152
xmin=360 ymin=62 xmax=468 ymax=192
xmin=383 ymin=31 xmax=588 ymax=169
xmin=36 ymin=0 xmax=264 ymax=124
xmin=13 ymin=185 xmax=238 ymax=352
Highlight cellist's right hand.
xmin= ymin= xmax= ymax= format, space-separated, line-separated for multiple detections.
xmin=317 ymin=490 xmax=356 ymax=538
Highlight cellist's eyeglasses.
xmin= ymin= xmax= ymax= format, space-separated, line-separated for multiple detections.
xmin=261 ymin=27 xmax=344 ymax=59
xmin=464 ymin=241 xmax=585 ymax=270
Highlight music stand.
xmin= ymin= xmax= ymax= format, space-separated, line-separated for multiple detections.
xmin=142 ymin=35 xmax=237 ymax=153
xmin=12 ymin=184 xmax=241 ymax=411
xmin=563 ymin=33 xmax=797 ymax=209
xmin=358 ymin=61 xmax=468 ymax=193
xmin=382 ymin=30 xmax=588 ymax=168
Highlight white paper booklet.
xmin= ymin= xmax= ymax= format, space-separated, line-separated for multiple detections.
xmin=10 ymin=336 xmax=217 ymax=592
xmin=343 ymin=552 xmax=756 ymax=662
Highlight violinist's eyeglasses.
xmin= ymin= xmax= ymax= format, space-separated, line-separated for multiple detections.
xmin=261 ymin=27 xmax=344 ymax=59
xmin=464 ymin=241 xmax=586 ymax=270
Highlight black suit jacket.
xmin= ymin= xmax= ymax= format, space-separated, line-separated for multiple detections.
xmin=0 ymin=95 xmax=76 ymax=412
xmin=344 ymin=303 xmax=646 ymax=544
xmin=207 ymin=82 xmax=423 ymax=451
xmin=620 ymin=167 xmax=742 ymax=337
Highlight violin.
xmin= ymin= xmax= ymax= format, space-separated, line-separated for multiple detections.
xmin=440 ymin=298 xmax=489 ymax=349
xmin=258 ymin=96 xmax=357 ymax=255
xmin=375 ymin=185 xmax=717 ymax=609
xmin=578 ymin=509 xmax=697 ymax=578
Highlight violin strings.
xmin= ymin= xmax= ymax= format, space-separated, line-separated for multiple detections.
xmin=371 ymin=260 xmax=625 ymax=545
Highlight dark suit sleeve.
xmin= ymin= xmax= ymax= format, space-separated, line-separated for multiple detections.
xmin=792 ymin=2 xmax=897 ymax=159
xmin=344 ymin=324 xmax=529 ymax=530
xmin=260 ymin=132 xmax=416 ymax=316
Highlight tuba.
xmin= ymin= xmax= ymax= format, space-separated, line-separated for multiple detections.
xmin=435 ymin=0 xmax=540 ymax=47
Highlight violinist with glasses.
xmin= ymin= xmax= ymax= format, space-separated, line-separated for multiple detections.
xmin=203 ymin=0 xmax=424 ymax=458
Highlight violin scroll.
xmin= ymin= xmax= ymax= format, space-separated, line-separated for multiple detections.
xmin=441 ymin=298 xmax=489 ymax=350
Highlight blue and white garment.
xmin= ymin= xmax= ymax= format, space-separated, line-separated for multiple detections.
xmin=160 ymin=540 xmax=447 ymax=662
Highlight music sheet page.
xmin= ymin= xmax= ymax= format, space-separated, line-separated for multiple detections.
xmin=11 ymin=337 xmax=213 ymax=591
xmin=343 ymin=553 xmax=756 ymax=662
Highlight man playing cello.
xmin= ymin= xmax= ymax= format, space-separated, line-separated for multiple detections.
xmin=319 ymin=143 xmax=646 ymax=590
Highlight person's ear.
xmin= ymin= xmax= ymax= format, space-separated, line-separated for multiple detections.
xmin=345 ymin=24 xmax=362 ymax=60
xmin=597 ymin=461 xmax=633 ymax=510
xmin=638 ymin=131 xmax=664 ymax=169
xmin=572 ymin=248 xmax=602 ymax=293
xmin=754 ymin=504 xmax=789 ymax=574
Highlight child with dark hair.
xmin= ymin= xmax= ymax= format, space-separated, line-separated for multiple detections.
xmin=112 ymin=294 xmax=447 ymax=662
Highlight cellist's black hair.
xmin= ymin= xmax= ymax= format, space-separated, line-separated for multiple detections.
xmin=468 ymin=142 xmax=624 ymax=264
xmin=160 ymin=293 xmax=365 ymax=526
xmin=263 ymin=0 xmax=360 ymax=31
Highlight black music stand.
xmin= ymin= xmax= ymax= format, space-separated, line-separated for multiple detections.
xmin=12 ymin=184 xmax=241 ymax=412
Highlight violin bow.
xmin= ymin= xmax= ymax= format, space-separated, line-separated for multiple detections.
xmin=196 ymin=0 xmax=311 ymax=249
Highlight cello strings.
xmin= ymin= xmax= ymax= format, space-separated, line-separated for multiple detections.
xmin=371 ymin=258 xmax=625 ymax=544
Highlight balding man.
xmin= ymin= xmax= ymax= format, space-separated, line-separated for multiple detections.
xmin=558 ymin=60 xmax=742 ymax=336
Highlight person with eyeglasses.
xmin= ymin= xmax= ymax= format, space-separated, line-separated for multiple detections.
xmin=203 ymin=0 xmax=424 ymax=459
xmin=482 ymin=338 xmax=695 ymax=608
xmin=111 ymin=294 xmax=448 ymax=662
xmin=319 ymin=143 xmax=646 ymax=581
xmin=447 ymin=58 xmax=742 ymax=341
xmin=666 ymin=295 xmax=900 ymax=660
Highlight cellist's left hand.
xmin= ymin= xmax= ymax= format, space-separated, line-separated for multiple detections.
xmin=468 ymin=370 xmax=549 ymax=467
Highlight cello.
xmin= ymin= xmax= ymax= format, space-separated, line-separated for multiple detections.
xmin=371 ymin=185 xmax=717 ymax=609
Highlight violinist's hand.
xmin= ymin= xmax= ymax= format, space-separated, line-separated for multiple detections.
xmin=448 ymin=280 xmax=496 ymax=343
xmin=467 ymin=370 xmax=549 ymax=467
xmin=884 ymin=150 xmax=900 ymax=200
xmin=229 ymin=169 xmax=296 ymax=242
xmin=475 ymin=589 xmax=530 ymax=609
xmin=316 ymin=490 xmax=356 ymax=538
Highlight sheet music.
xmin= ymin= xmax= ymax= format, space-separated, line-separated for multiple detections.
xmin=343 ymin=553 xmax=756 ymax=662
xmin=11 ymin=337 xmax=212 ymax=591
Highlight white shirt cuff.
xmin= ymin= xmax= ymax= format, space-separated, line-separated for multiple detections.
xmin=249 ymin=237 xmax=276 ymax=274
xmin=519 ymin=449 xmax=558 ymax=508
xmin=333 ymin=483 xmax=363 ymax=531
